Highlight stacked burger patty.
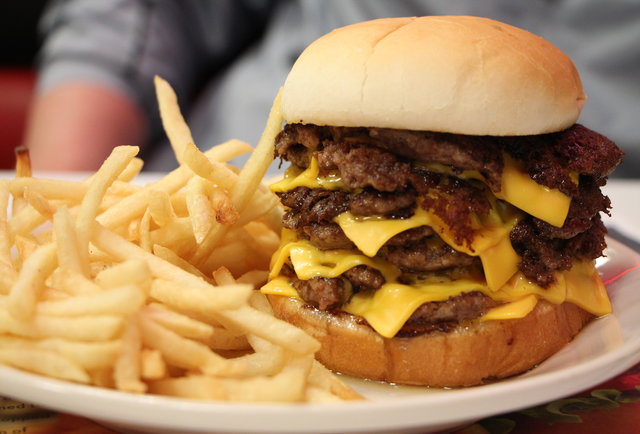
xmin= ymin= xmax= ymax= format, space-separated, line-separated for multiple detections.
xmin=274 ymin=123 xmax=623 ymax=335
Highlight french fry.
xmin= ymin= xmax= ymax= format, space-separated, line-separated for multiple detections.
xmin=97 ymin=165 xmax=192 ymax=231
xmin=139 ymin=208 xmax=153 ymax=252
xmin=230 ymin=88 xmax=283 ymax=213
xmin=9 ymin=178 xmax=87 ymax=202
xmin=147 ymin=190 xmax=177 ymax=227
xmin=9 ymin=205 xmax=50 ymax=240
xmin=148 ymin=376 xmax=226 ymax=400
xmin=190 ymin=89 xmax=283 ymax=265
xmin=223 ymin=354 xmax=312 ymax=402
xmin=22 ymin=188 xmax=56 ymax=220
xmin=140 ymin=348 xmax=166 ymax=380
xmin=243 ymin=221 xmax=281 ymax=258
xmin=7 ymin=243 xmax=57 ymax=320
xmin=149 ymin=279 xmax=252 ymax=313
xmin=0 ymin=181 xmax=11 ymax=265
xmin=76 ymin=145 xmax=139 ymax=266
xmin=118 ymin=157 xmax=144 ymax=182
xmin=53 ymin=206 xmax=87 ymax=276
xmin=93 ymin=224 xmax=252 ymax=309
xmin=212 ymin=266 xmax=235 ymax=286
xmin=41 ymin=287 xmax=70 ymax=301
xmin=152 ymin=244 xmax=207 ymax=281
xmin=183 ymin=141 xmax=238 ymax=192
xmin=12 ymin=234 xmax=39 ymax=263
xmin=0 ymin=336 xmax=121 ymax=371
xmin=308 ymin=360 xmax=363 ymax=401
xmin=105 ymin=180 xmax=142 ymax=199
xmin=199 ymin=240 xmax=252 ymax=277
xmin=248 ymin=289 xmax=274 ymax=314
xmin=90 ymin=368 xmax=115 ymax=389
xmin=14 ymin=146 xmax=32 ymax=178
xmin=149 ymin=217 xmax=195 ymax=255
xmin=94 ymin=259 xmax=151 ymax=290
xmin=0 ymin=76 xmax=362 ymax=404
xmin=185 ymin=176 xmax=213 ymax=243
xmin=236 ymin=270 xmax=269 ymax=287
xmin=0 ymin=345 xmax=89 ymax=383
xmin=216 ymin=305 xmax=321 ymax=355
xmin=154 ymin=75 xmax=194 ymax=164
xmin=0 ymin=309 xmax=124 ymax=341
xmin=155 ymin=364 xmax=308 ymax=402
xmin=114 ymin=314 xmax=146 ymax=393
xmin=50 ymin=267 xmax=102 ymax=295
xmin=143 ymin=303 xmax=213 ymax=339
xmin=228 ymin=334 xmax=286 ymax=377
xmin=198 ymin=326 xmax=250 ymax=351
xmin=168 ymin=190 xmax=188 ymax=216
xmin=0 ymin=262 xmax=17 ymax=295
xmin=210 ymin=188 xmax=238 ymax=225
xmin=304 ymin=386 xmax=343 ymax=403
xmin=37 ymin=285 xmax=145 ymax=316
xmin=139 ymin=314 xmax=237 ymax=375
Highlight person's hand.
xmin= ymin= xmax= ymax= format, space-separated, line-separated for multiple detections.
xmin=24 ymin=82 xmax=147 ymax=171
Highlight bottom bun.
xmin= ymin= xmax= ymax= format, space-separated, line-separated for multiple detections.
xmin=267 ymin=295 xmax=593 ymax=387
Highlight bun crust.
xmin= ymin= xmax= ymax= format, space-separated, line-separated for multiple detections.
xmin=282 ymin=16 xmax=585 ymax=136
xmin=268 ymin=295 xmax=593 ymax=387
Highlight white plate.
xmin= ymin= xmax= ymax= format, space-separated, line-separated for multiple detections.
xmin=1 ymin=237 xmax=639 ymax=434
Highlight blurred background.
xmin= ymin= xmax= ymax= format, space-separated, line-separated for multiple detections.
xmin=0 ymin=1 xmax=47 ymax=170
xmin=1 ymin=1 xmax=638 ymax=176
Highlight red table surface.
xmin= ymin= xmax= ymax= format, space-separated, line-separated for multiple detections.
xmin=1 ymin=361 xmax=638 ymax=434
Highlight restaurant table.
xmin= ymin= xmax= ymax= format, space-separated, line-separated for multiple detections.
xmin=0 ymin=173 xmax=638 ymax=434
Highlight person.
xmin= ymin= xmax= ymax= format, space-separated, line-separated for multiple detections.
xmin=24 ymin=0 xmax=640 ymax=176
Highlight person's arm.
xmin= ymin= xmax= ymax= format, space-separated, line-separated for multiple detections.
xmin=26 ymin=0 xmax=274 ymax=171
xmin=25 ymin=0 xmax=207 ymax=171
xmin=25 ymin=82 xmax=147 ymax=171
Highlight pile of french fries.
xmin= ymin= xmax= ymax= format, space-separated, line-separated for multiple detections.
xmin=0 ymin=77 xmax=360 ymax=402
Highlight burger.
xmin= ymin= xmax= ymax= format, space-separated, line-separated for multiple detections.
xmin=260 ymin=16 xmax=623 ymax=387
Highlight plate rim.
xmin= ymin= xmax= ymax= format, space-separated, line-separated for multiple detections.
xmin=0 ymin=237 xmax=639 ymax=433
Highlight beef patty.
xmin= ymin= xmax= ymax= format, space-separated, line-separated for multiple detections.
xmin=273 ymin=123 xmax=622 ymax=332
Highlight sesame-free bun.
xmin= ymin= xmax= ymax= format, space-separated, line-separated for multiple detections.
xmin=268 ymin=295 xmax=593 ymax=387
xmin=282 ymin=16 xmax=586 ymax=136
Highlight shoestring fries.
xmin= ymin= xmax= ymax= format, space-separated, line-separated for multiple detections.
xmin=0 ymin=77 xmax=361 ymax=403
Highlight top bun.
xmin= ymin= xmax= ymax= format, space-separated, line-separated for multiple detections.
xmin=282 ymin=16 xmax=586 ymax=136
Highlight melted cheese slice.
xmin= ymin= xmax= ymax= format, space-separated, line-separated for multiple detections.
xmin=263 ymin=149 xmax=604 ymax=338
xmin=270 ymin=157 xmax=346 ymax=193
xmin=495 ymin=154 xmax=571 ymax=227
xmin=335 ymin=205 xmax=521 ymax=291
xmin=262 ymin=235 xmax=610 ymax=337
xmin=419 ymin=155 xmax=573 ymax=227
xmin=272 ymin=152 xmax=572 ymax=227
xmin=481 ymin=294 xmax=538 ymax=320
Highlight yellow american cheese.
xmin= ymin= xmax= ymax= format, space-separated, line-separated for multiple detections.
xmin=419 ymin=155 xmax=573 ymax=227
xmin=261 ymin=235 xmax=610 ymax=337
xmin=270 ymin=157 xmax=346 ymax=193
xmin=564 ymin=261 xmax=611 ymax=316
xmin=481 ymin=294 xmax=538 ymax=320
xmin=495 ymin=154 xmax=571 ymax=227
xmin=334 ymin=205 xmax=521 ymax=291
xmin=342 ymin=279 xmax=485 ymax=338
xmin=262 ymin=150 xmax=606 ymax=338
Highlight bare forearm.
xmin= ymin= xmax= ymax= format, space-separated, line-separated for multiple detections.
xmin=24 ymin=83 xmax=148 ymax=171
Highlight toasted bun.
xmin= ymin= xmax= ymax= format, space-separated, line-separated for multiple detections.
xmin=282 ymin=16 xmax=585 ymax=136
xmin=268 ymin=295 xmax=593 ymax=387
